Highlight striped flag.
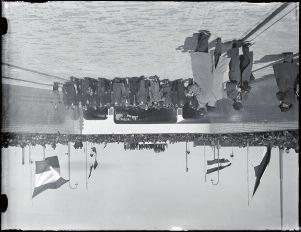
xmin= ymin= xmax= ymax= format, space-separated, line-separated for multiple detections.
xmin=206 ymin=158 xmax=231 ymax=174
xmin=32 ymin=156 xmax=68 ymax=198
xmin=206 ymin=162 xmax=232 ymax=174
xmin=207 ymin=158 xmax=230 ymax=165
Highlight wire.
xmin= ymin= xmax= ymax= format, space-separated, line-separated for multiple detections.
xmin=249 ymin=4 xmax=299 ymax=42
xmin=252 ymin=53 xmax=299 ymax=73
xmin=2 ymin=62 xmax=68 ymax=82
xmin=241 ymin=2 xmax=291 ymax=42
xmin=2 ymin=76 xmax=63 ymax=87
xmin=240 ymin=3 xmax=288 ymax=40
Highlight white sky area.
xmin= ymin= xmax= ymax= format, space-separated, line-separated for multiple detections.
xmin=1 ymin=143 xmax=299 ymax=230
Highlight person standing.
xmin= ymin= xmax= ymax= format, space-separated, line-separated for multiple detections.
xmin=149 ymin=76 xmax=161 ymax=106
xmin=227 ymin=40 xmax=242 ymax=84
xmin=273 ymin=52 xmax=299 ymax=112
xmin=128 ymin=76 xmax=140 ymax=106
xmin=137 ymin=76 xmax=147 ymax=107
xmin=214 ymin=37 xmax=222 ymax=68
xmin=195 ymin=30 xmax=211 ymax=52
xmin=240 ymin=42 xmax=254 ymax=93
xmin=189 ymin=31 xmax=231 ymax=110
xmin=185 ymin=82 xmax=207 ymax=111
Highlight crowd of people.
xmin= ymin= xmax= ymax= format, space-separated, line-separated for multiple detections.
xmin=60 ymin=31 xmax=253 ymax=117
xmin=62 ymin=75 xmax=190 ymax=113
xmin=60 ymin=30 xmax=298 ymax=119
xmin=1 ymin=130 xmax=298 ymax=152
xmin=178 ymin=30 xmax=255 ymax=113
xmin=124 ymin=142 xmax=168 ymax=153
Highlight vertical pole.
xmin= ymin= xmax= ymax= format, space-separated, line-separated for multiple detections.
xmin=204 ymin=143 xmax=206 ymax=182
xmin=279 ymin=148 xmax=283 ymax=230
xmin=86 ymin=141 xmax=88 ymax=189
xmin=68 ymin=142 xmax=71 ymax=182
xmin=29 ymin=145 xmax=33 ymax=204
xmin=22 ymin=147 xmax=25 ymax=165
xmin=247 ymin=143 xmax=250 ymax=206
xmin=29 ymin=145 xmax=32 ymax=163
xmin=185 ymin=142 xmax=188 ymax=172
xmin=217 ymin=140 xmax=220 ymax=184
xmin=43 ymin=146 xmax=46 ymax=160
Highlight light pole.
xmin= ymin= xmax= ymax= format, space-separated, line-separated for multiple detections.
xmin=66 ymin=141 xmax=78 ymax=189
xmin=185 ymin=141 xmax=190 ymax=172
xmin=211 ymin=140 xmax=220 ymax=185
xmin=279 ymin=148 xmax=284 ymax=230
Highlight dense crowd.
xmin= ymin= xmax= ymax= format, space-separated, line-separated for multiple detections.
xmin=1 ymin=130 xmax=298 ymax=152
xmin=62 ymin=75 xmax=191 ymax=111
xmin=124 ymin=142 xmax=168 ymax=153
xmin=61 ymin=31 xmax=298 ymax=119
xmin=60 ymin=31 xmax=258 ymax=118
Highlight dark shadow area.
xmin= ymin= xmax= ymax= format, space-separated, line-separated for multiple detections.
xmin=114 ymin=106 xmax=177 ymax=124
xmin=83 ymin=107 xmax=108 ymax=120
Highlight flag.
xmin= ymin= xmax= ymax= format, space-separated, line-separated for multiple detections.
xmin=206 ymin=162 xmax=232 ymax=174
xmin=207 ymin=158 xmax=230 ymax=165
xmin=32 ymin=156 xmax=68 ymax=198
xmin=206 ymin=156 xmax=231 ymax=174
xmin=88 ymin=147 xmax=98 ymax=179
xmin=252 ymin=145 xmax=272 ymax=197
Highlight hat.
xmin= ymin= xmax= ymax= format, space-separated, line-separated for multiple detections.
xmin=242 ymin=41 xmax=252 ymax=47
xmin=278 ymin=103 xmax=292 ymax=112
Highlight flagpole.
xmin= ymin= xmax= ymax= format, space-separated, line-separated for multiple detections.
xmin=22 ymin=147 xmax=25 ymax=165
xmin=43 ymin=146 xmax=46 ymax=160
xmin=279 ymin=148 xmax=284 ymax=230
xmin=86 ymin=141 xmax=88 ymax=189
xmin=211 ymin=140 xmax=220 ymax=185
xmin=217 ymin=140 xmax=220 ymax=184
xmin=29 ymin=145 xmax=33 ymax=205
xmin=68 ymin=141 xmax=70 ymax=187
xmin=68 ymin=141 xmax=78 ymax=189
xmin=185 ymin=142 xmax=188 ymax=172
xmin=204 ymin=142 xmax=206 ymax=183
xmin=247 ymin=143 xmax=250 ymax=206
